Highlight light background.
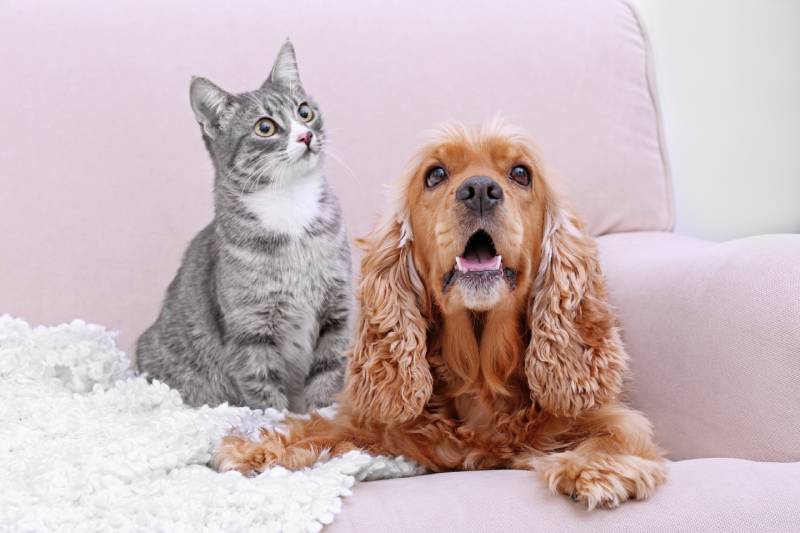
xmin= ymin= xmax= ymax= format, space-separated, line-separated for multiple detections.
xmin=1 ymin=0 xmax=797 ymax=352
xmin=630 ymin=0 xmax=800 ymax=241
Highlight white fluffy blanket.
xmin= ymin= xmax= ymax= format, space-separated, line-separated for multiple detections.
xmin=0 ymin=316 xmax=421 ymax=532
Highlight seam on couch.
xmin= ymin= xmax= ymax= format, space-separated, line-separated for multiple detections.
xmin=622 ymin=0 xmax=676 ymax=233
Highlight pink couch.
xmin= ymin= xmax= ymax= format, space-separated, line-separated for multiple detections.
xmin=1 ymin=0 xmax=798 ymax=530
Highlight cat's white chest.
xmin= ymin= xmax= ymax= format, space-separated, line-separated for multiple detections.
xmin=243 ymin=171 xmax=323 ymax=236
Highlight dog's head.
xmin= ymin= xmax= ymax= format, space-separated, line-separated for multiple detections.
xmin=403 ymin=122 xmax=545 ymax=313
xmin=347 ymin=121 xmax=627 ymax=424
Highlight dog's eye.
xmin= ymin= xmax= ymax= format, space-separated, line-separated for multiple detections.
xmin=425 ymin=166 xmax=448 ymax=188
xmin=509 ymin=165 xmax=531 ymax=186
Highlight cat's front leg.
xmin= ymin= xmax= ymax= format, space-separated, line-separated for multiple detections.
xmin=304 ymin=292 xmax=351 ymax=410
xmin=304 ymin=326 xmax=347 ymax=409
xmin=230 ymin=344 xmax=290 ymax=410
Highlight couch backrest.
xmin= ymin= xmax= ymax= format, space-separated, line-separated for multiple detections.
xmin=0 ymin=0 xmax=673 ymax=353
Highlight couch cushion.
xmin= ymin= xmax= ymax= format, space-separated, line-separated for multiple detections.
xmin=0 ymin=0 xmax=672 ymax=353
xmin=598 ymin=231 xmax=800 ymax=461
xmin=326 ymin=459 xmax=800 ymax=532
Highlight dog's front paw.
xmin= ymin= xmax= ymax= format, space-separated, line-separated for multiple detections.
xmin=210 ymin=433 xmax=278 ymax=476
xmin=533 ymin=451 xmax=666 ymax=510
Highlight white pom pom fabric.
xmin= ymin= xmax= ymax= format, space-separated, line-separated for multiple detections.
xmin=0 ymin=316 xmax=422 ymax=532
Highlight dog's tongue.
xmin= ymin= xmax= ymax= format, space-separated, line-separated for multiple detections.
xmin=456 ymin=255 xmax=502 ymax=272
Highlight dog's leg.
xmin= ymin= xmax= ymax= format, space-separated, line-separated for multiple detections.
xmin=211 ymin=413 xmax=363 ymax=475
xmin=522 ymin=404 xmax=666 ymax=509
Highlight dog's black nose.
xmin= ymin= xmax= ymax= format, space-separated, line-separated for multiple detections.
xmin=455 ymin=176 xmax=504 ymax=215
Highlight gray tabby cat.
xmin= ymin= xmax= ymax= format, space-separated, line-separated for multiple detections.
xmin=136 ymin=40 xmax=352 ymax=412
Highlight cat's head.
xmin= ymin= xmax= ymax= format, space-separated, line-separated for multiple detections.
xmin=189 ymin=39 xmax=325 ymax=193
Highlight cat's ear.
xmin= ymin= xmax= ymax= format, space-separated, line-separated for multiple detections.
xmin=263 ymin=39 xmax=303 ymax=90
xmin=190 ymin=76 xmax=233 ymax=139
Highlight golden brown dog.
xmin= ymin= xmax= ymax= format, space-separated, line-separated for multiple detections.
xmin=212 ymin=121 xmax=666 ymax=509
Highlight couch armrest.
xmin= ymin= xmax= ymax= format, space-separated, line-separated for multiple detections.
xmin=597 ymin=232 xmax=800 ymax=462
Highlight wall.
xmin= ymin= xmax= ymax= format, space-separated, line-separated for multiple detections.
xmin=630 ymin=0 xmax=800 ymax=241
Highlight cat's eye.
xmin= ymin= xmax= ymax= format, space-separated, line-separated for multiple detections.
xmin=509 ymin=165 xmax=531 ymax=186
xmin=254 ymin=117 xmax=278 ymax=137
xmin=425 ymin=166 xmax=448 ymax=188
xmin=297 ymin=103 xmax=315 ymax=123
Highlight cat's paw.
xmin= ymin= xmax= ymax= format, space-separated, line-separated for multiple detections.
xmin=210 ymin=433 xmax=278 ymax=476
xmin=533 ymin=451 xmax=666 ymax=510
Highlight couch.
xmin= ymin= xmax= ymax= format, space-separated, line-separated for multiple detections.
xmin=1 ymin=0 xmax=798 ymax=531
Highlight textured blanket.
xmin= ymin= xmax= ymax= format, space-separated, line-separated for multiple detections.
xmin=0 ymin=316 xmax=421 ymax=532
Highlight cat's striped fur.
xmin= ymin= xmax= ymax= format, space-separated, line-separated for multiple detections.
xmin=136 ymin=41 xmax=351 ymax=411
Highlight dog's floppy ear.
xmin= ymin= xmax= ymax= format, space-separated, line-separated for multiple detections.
xmin=344 ymin=215 xmax=433 ymax=425
xmin=525 ymin=202 xmax=628 ymax=418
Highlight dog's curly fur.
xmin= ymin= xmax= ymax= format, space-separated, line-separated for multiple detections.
xmin=212 ymin=121 xmax=666 ymax=509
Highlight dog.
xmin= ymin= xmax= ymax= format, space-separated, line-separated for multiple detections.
xmin=212 ymin=120 xmax=666 ymax=509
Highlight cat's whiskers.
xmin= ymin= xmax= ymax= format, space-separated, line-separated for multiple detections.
xmin=222 ymin=162 xmax=254 ymax=198
xmin=261 ymin=156 xmax=293 ymax=193
xmin=234 ymin=158 xmax=259 ymax=188
xmin=235 ymin=154 xmax=270 ymax=198
xmin=249 ymin=165 xmax=272 ymax=194
xmin=244 ymin=155 xmax=274 ymax=196
xmin=241 ymin=172 xmax=259 ymax=198
xmin=248 ymin=153 xmax=291 ymax=195
xmin=321 ymin=142 xmax=358 ymax=182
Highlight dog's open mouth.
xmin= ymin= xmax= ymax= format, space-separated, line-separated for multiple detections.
xmin=443 ymin=230 xmax=517 ymax=291
xmin=456 ymin=230 xmax=502 ymax=273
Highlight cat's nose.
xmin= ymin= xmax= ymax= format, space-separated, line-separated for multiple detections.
xmin=296 ymin=131 xmax=313 ymax=146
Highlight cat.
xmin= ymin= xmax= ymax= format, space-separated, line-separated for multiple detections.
xmin=136 ymin=40 xmax=352 ymax=413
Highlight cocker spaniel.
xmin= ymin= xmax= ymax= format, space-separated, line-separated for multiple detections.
xmin=212 ymin=121 xmax=666 ymax=509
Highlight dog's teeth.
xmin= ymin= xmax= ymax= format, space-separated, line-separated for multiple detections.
xmin=455 ymin=257 xmax=466 ymax=273
xmin=495 ymin=256 xmax=503 ymax=270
